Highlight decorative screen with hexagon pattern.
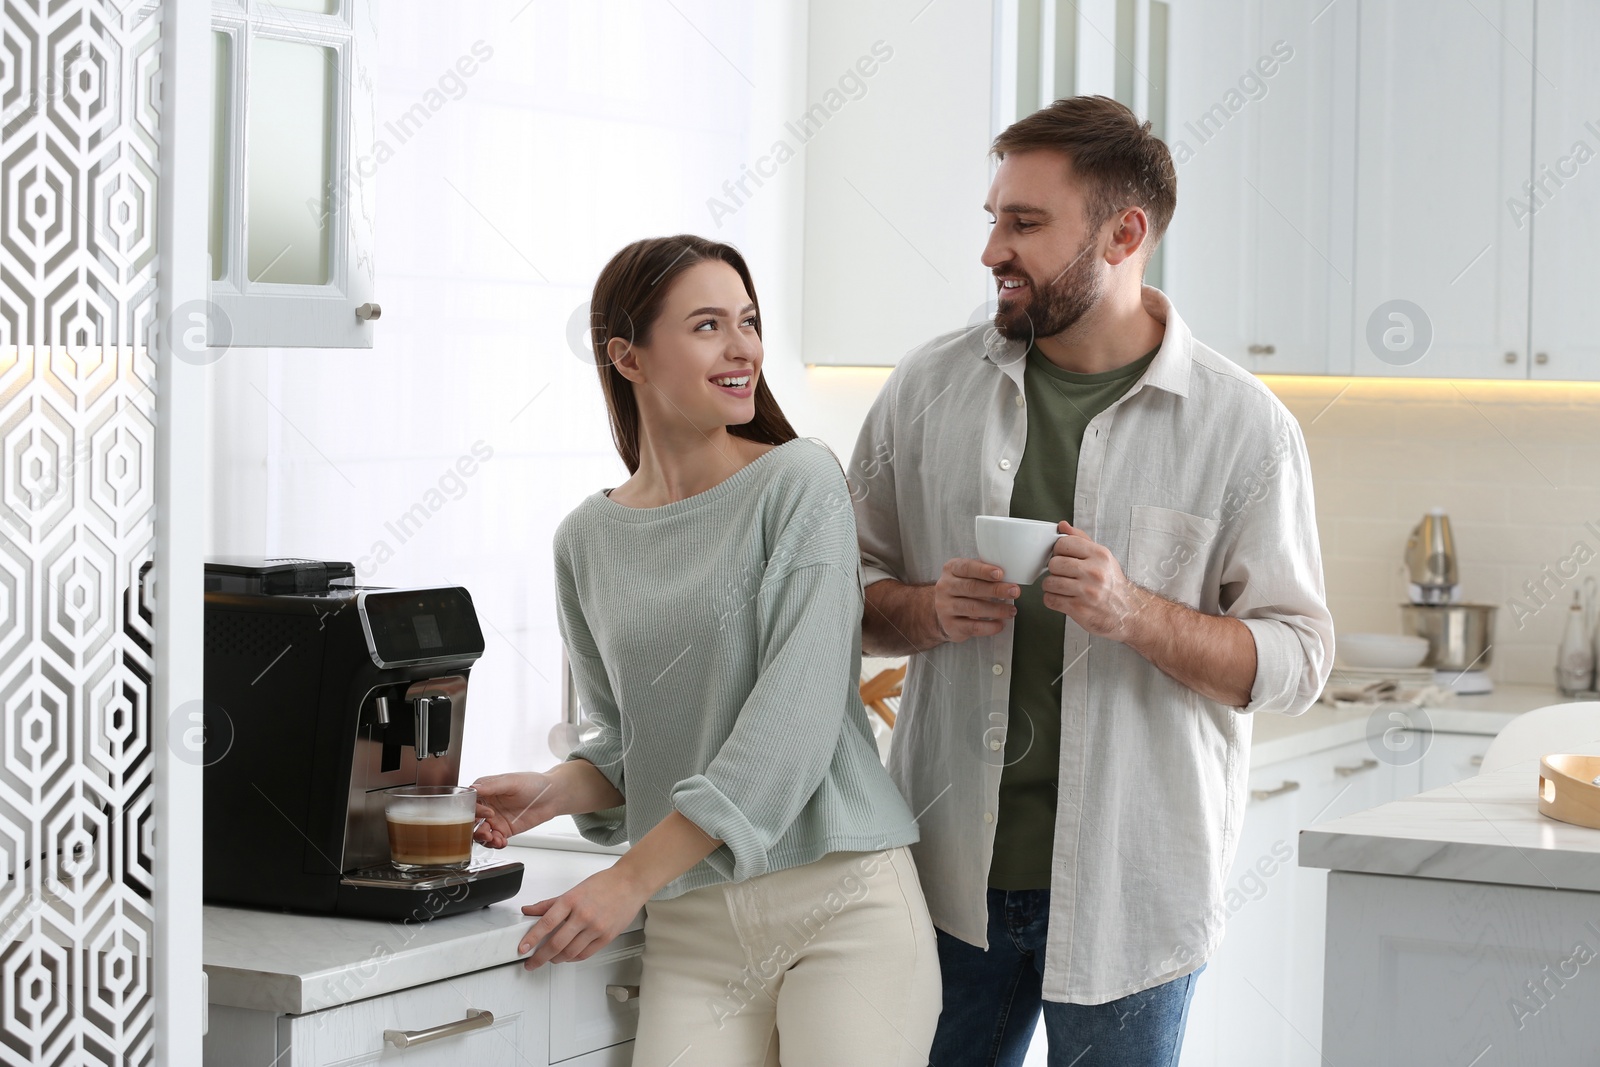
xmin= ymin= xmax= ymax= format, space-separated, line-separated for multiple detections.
xmin=0 ymin=0 xmax=162 ymax=1062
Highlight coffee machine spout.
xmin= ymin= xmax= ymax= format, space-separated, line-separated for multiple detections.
xmin=412 ymin=694 xmax=452 ymax=759
xmin=415 ymin=697 xmax=430 ymax=759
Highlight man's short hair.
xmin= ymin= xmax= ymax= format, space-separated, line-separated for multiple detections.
xmin=992 ymin=95 xmax=1178 ymax=248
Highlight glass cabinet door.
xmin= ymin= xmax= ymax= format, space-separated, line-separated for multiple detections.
xmin=209 ymin=0 xmax=376 ymax=347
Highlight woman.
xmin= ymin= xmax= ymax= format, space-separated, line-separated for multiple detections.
xmin=473 ymin=234 xmax=940 ymax=1066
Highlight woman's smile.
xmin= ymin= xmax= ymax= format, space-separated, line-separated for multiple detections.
xmin=709 ymin=369 xmax=756 ymax=399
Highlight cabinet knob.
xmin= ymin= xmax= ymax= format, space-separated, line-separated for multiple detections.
xmin=356 ymin=302 xmax=382 ymax=321
xmin=1504 ymin=351 xmax=1518 ymax=364
xmin=384 ymin=1008 xmax=493 ymax=1048
xmin=606 ymin=984 xmax=641 ymax=1003
xmin=1535 ymin=351 xmax=1549 ymax=365
xmin=1247 ymin=344 xmax=1276 ymax=355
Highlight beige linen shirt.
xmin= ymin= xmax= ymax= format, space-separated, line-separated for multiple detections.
xmin=849 ymin=286 xmax=1333 ymax=1005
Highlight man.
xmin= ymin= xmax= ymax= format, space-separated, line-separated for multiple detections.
xmin=850 ymin=95 xmax=1333 ymax=1065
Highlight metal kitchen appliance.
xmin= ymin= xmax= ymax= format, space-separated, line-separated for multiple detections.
xmin=202 ymin=558 xmax=523 ymax=920
xmin=1404 ymin=507 xmax=1459 ymax=605
xmin=1400 ymin=510 xmax=1497 ymax=694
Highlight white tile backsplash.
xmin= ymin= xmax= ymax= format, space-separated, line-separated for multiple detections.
xmin=1266 ymin=378 xmax=1600 ymax=687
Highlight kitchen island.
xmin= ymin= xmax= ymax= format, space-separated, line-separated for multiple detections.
xmin=1300 ymin=755 xmax=1600 ymax=1066
xmin=203 ymin=845 xmax=641 ymax=1066
xmin=1176 ymin=684 xmax=1578 ymax=1067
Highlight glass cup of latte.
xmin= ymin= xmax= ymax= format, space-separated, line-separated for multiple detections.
xmin=384 ymin=785 xmax=477 ymax=870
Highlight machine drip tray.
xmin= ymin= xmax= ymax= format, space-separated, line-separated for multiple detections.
xmin=340 ymin=858 xmax=522 ymax=891
xmin=334 ymin=859 xmax=524 ymax=920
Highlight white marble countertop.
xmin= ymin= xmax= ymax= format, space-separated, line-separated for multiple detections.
xmin=1299 ymin=754 xmax=1600 ymax=891
xmin=203 ymin=845 xmax=634 ymax=1015
xmin=1247 ymin=683 xmax=1568 ymax=767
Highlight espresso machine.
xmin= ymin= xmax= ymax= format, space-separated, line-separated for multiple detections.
xmin=202 ymin=558 xmax=523 ymax=920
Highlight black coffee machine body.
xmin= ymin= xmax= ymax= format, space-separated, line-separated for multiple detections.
xmin=202 ymin=558 xmax=522 ymax=920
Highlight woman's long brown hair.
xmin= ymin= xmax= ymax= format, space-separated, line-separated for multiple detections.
xmin=586 ymin=235 xmax=798 ymax=474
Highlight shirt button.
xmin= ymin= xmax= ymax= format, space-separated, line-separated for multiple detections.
xmin=998 ymin=458 xmax=1012 ymax=471
xmin=992 ymin=663 xmax=1004 ymax=675
xmin=988 ymin=738 xmax=1003 ymax=751
xmin=983 ymin=811 xmax=995 ymax=824
xmin=1015 ymin=394 xmax=1025 ymax=408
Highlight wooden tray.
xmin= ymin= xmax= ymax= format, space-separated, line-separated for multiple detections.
xmin=1538 ymin=754 xmax=1600 ymax=830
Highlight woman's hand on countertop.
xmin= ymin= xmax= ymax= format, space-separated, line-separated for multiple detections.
xmin=515 ymin=865 xmax=651 ymax=968
xmin=513 ymin=809 xmax=719 ymax=968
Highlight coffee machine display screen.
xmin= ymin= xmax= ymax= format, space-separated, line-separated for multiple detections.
xmin=360 ymin=588 xmax=485 ymax=666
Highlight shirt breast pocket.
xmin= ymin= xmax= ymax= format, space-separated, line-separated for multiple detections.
xmin=1125 ymin=505 xmax=1220 ymax=610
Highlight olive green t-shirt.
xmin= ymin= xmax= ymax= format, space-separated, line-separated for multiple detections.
xmin=989 ymin=343 xmax=1159 ymax=890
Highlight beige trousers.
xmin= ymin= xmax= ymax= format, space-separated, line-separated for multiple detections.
xmin=631 ymin=846 xmax=942 ymax=1067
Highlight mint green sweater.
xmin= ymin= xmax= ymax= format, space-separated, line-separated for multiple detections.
xmin=556 ymin=438 xmax=919 ymax=899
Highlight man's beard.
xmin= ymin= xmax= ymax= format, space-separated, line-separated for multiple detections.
xmin=992 ymin=235 xmax=1103 ymax=342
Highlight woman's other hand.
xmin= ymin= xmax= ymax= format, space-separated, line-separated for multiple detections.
xmin=515 ymin=867 xmax=648 ymax=967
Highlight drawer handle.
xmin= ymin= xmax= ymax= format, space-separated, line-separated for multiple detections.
xmin=384 ymin=1008 xmax=493 ymax=1048
xmin=1251 ymin=780 xmax=1300 ymax=801
xmin=1471 ymin=755 xmax=1484 ymax=767
xmin=1334 ymin=759 xmax=1380 ymax=777
xmin=606 ymin=984 xmax=641 ymax=1003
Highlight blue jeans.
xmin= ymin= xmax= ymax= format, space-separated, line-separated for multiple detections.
xmin=929 ymin=888 xmax=1202 ymax=1067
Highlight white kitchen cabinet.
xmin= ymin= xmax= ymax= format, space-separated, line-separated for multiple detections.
xmin=1284 ymin=741 xmax=1403 ymax=1061
xmin=1180 ymin=724 xmax=1496 ymax=1067
xmin=1199 ymin=740 xmax=1399 ymax=1067
xmin=548 ymin=932 xmax=646 ymax=1064
xmin=1418 ymin=731 xmax=1492 ymax=792
xmin=1350 ymin=0 xmax=1534 ymax=379
xmin=280 ymin=963 xmax=550 ymax=1067
xmin=208 ymin=0 xmax=379 ymax=348
xmin=204 ymin=931 xmax=643 ymax=1066
xmin=1310 ymin=762 xmax=1600 ymax=1065
xmin=1167 ymin=0 xmax=1600 ymax=382
xmin=1528 ymin=1 xmax=1600 ymax=381
xmin=1165 ymin=0 xmax=1356 ymax=376
xmin=1202 ymin=751 xmax=1309 ymax=1066
xmin=800 ymin=0 xmax=994 ymax=365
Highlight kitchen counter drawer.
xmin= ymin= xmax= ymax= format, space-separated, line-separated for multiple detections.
xmin=278 ymin=962 xmax=549 ymax=1066
xmin=550 ymin=930 xmax=645 ymax=1063
xmin=205 ymin=936 xmax=648 ymax=1067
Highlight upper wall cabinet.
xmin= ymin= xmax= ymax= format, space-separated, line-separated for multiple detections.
xmin=801 ymin=0 xmax=996 ymax=366
xmin=1165 ymin=0 xmax=1356 ymax=376
xmin=1349 ymin=0 xmax=1534 ymax=379
xmin=1528 ymin=0 xmax=1600 ymax=381
xmin=1168 ymin=0 xmax=1596 ymax=381
xmin=805 ymin=0 xmax=1592 ymax=378
xmin=209 ymin=0 xmax=376 ymax=348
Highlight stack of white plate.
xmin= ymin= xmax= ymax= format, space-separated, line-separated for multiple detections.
xmin=1328 ymin=665 xmax=1437 ymax=687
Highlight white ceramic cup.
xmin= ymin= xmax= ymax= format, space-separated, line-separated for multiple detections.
xmin=974 ymin=516 xmax=1061 ymax=584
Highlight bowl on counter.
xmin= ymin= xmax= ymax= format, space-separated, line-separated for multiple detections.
xmin=1337 ymin=632 xmax=1431 ymax=669
xmin=1399 ymin=603 xmax=1498 ymax=671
